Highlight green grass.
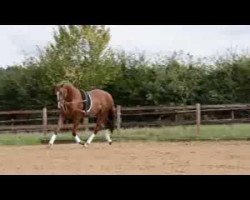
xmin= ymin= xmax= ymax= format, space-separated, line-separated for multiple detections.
xmin=0 ymin=133 xmax=42 ymax=145
xmin=114 ymin=124 xmax=250 ymax=141
xmin=1 ymin=124 xmax=250 ymax=145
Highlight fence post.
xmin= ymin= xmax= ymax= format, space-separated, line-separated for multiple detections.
xmin=175 ymin=114 xmax=178 ymax=123
xmin=231 ymin=110 xmax=235 ymax=120
xmin=116 ymin=105 xmax=121 ymax=131
xmin=196 ymin=103 xmax=201 ymax=135
xmin=11 ymin=118 xmax=14 ymax=133
xmin=42 ymin=107 xmax=47 ymax=136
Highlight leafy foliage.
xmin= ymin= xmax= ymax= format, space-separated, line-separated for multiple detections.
xmin=1 ymin=26 xmax=250 ymax=110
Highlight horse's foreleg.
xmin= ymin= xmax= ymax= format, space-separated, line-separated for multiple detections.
xmin=49 ymin=113 xmax=64 ymax=147
xmin=72 ymin=118 xmax=84 ymax=145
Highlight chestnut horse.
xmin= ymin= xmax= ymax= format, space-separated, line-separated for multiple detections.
xmin=48 ymin=83 xmax=116 ymax=147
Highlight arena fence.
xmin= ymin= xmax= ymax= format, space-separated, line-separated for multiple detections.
xmin=1 ymin=104 xmax=250 ymax=134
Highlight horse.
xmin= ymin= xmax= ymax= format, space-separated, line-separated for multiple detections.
xmin=48 ymin=83 xmax=116 ymax=148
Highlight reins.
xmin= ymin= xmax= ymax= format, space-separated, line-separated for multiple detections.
xmin=63 ymin=100 xmax=87 ymax=105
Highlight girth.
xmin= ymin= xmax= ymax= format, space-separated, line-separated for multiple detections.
xmin=81 ymin=90 xmax=92 ymax=113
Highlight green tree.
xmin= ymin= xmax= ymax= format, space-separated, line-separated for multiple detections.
xmin=232 ymin=56 xmax=250 ymax=103
xmin=39 ymin=25 xmax=120 ymax=90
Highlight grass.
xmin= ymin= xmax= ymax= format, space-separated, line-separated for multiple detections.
xmin=1 ymin=124 xmax=250 ymax=145
xmin=0 ymin=133 xmax=42 ymax=145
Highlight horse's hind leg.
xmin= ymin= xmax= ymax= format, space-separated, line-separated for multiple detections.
xmin=104 ymin=129 xmax=112 ymax=145
xmin=105 ymin=109 xmax=115 ymax=145
xmin=84 ymin=115 xmax=112 ymax=147
xmin=84 ymin=125 xmax=99 ymax=147
xmin=84 ymin=117 xmax=104 ymax=147
xmin=103 ymin=118 xmax=112 ymax=145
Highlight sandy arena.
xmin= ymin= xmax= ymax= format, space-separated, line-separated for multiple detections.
xmin=1 ymin=141 xmax=250 ymax=175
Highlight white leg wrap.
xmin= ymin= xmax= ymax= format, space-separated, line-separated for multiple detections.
xmin=75 ymin=135 xmax=81 ymax=143
xmin=104 ymin=130 xmax=112 ymax=143
xmin=86 ymin=133 xmax=95 ymax=144
xmin=49 ymin=134 xmax=57 ymax=145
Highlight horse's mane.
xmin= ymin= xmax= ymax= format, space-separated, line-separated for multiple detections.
xmin=62 ymin=83 xmax=76 ymax=90
xmin=61 ymin=83 xmax=80 ymax=100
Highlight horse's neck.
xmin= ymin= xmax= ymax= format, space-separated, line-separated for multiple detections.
xmin=66 ymin=87 xmax=79 ymax=102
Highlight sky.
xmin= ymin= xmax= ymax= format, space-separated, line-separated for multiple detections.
xmin=0 ymin=25 xmax=250 ymax=67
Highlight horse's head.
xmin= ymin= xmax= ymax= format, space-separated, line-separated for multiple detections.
xmin=54 ymin=84 xmax=68 ymax=109
xmin=54 ymin=83 xmax=87 ymax=116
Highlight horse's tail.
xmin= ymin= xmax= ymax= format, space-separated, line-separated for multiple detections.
xmin=107 ymin=106 xmax=116 ymax=133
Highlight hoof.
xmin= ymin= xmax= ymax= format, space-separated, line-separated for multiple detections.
xmin=79 ymin=141 xmax=88 ymax=148
xmin=47 ymin=144 xmax=53 ymax=149
xmin=109 ymin=141 xmax=112 ymax=145
xmin=84 ymin=143 xmax=88 ymax=148
xmin=79 ymin=141 xmax=85 ymax=146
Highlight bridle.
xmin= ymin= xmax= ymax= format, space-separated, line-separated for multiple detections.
xmin=56 ymin=90 xmax=86 ymax=112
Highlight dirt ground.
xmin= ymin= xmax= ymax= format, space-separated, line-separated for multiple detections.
xmin=1 ymin=141 xmax=250 ymax=175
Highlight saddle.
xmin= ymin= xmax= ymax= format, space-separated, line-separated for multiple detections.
xmin=81 ymin=90 xmax=92 ymax=113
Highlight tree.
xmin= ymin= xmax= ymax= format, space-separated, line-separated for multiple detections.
xmin=38 ymin=25 xmax=120 ymax=90
xmin=232 ymin=57 xmax=250 ymax=103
